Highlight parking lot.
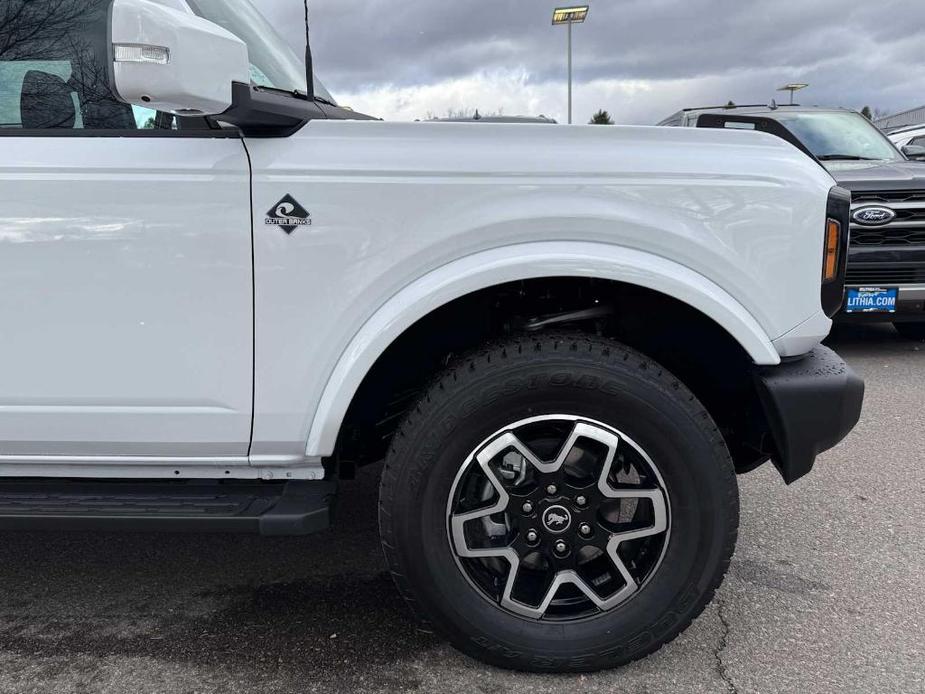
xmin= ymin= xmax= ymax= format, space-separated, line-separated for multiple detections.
xmin=0 ymin=323 xmax=921 ymax=694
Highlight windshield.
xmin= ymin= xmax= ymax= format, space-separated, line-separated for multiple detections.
xmin=773 ymin=111 xmax=903 ymax=162
xmin=314 ymin=78 xmax=335 ymax=104
xmin=187 ymin=0 xmax=308 ymax=95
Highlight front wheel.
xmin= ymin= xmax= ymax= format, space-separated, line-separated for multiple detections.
xmin=379 ymin=334 xmax=739 ymax=672
xmin=894 ymin=322 xmax=925 ymax=341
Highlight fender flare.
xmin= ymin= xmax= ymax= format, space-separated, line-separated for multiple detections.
xmin=305 ymin=241 xmax=780 ymax=457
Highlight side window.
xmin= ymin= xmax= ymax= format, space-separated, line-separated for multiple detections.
xmin=0 ymin=0 xmax=176 ymax=131
xmin=910 ymin=136 xmax=925 ymax=147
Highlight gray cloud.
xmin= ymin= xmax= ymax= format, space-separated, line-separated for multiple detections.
xmin=253 ymin=0 xmax=925 ymax=122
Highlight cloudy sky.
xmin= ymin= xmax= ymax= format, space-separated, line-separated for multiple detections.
xmin=253 ymin=0 xmax=924 ymax=124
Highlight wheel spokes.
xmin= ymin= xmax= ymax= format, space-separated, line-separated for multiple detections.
xmin=555 ymin=421 xmax=621 ymax=471
xmin=448 ymin=417 xmax=671 ymax=620
xmin=504 ymin=568 xmax=614 ymax=619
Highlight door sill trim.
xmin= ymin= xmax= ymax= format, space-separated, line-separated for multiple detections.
xmin=0 ymin=455 xmax=324 ymax=481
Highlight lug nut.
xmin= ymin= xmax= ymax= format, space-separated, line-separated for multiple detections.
xmin=576 ymin=495 xmax=587 ymax=507
xmin=554 ymin=540 xmax=568 ymax=554
xmin=546 ymin=484 xmax=558 ymax=495
xmin=522 ymin=502 xmax=534 ymax=514
xmin=526 ymin=530 xmax=539 ymax=543
xmin=579 ymin=523 xmax=592 ymax=537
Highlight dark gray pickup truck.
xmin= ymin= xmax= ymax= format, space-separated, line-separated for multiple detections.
xmin=661 ymin=104 xmax=925 ymax=340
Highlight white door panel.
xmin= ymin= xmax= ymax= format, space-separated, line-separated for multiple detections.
xmin=0 ymin=136 xmax=253 ymax=457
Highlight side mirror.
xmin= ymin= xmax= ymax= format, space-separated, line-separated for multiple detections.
xmin=902 ymin=144 xmax=925 ymax=161
xmin=110 ymin=0 xmax=251 ymax=116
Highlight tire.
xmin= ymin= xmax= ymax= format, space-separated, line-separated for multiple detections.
xmin=379 ymin=334 xmax=739 ymax=672
xmin=894 ymin=322 xmax=925 ymax=341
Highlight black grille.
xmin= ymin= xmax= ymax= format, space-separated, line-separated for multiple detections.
xmin=845 ymin=266 xmax=925 ymax=285
xmin=849 ymin=190 xmax=925 ymax=246
xmin=853 ymin=190 xmax=925 ymax=204
xmin=852 ymin=227 xmax=925 ymax=246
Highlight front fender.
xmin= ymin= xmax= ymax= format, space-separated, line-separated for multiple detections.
xmin=305 ymin=241 xmax=780 ymax=457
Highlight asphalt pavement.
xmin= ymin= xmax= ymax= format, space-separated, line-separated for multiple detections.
xmin=0 ymin=323 xmax=922 ymax=694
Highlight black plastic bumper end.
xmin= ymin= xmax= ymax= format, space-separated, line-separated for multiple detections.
xmin=755 ymin=346 xmax=864 ymax=484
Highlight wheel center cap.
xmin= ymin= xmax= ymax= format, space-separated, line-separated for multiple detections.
xmin=542 ymin=505 xmax=572 ymax=534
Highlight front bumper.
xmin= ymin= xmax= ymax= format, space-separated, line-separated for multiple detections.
xmin=754 ymin=346 xmax=864 ymax=484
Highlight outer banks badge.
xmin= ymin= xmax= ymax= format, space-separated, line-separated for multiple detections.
xmin=266 ymin=195 xmax=311 ymax=234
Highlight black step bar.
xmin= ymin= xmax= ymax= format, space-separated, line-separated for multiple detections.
xmin=0 ymin=480 xmax=336 ymax=536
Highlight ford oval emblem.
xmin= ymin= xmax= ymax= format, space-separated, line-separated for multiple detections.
xmin=852 ymin=206 xmax=896 ymax=226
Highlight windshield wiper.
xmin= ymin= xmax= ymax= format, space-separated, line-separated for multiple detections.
xmin=817 ymin=154 xmax=878 ymax=161
xmin=254 ymin=84 xmax=310 ymax=100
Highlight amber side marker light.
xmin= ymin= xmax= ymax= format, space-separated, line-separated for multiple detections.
xmin=823 ymin=218 xmax=841 ymax=282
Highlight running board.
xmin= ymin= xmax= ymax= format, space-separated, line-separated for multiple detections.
xmin=0 ymin=480 xmax=336 ymax=536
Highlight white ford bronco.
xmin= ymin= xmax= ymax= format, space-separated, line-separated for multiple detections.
xmin=0 ymin=0 xmax=863 ymax=673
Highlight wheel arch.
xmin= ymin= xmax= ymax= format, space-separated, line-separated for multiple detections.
xmin=306 ymin=241 xmax=780 ymax=459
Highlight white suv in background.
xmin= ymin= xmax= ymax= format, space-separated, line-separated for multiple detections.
xmin=888 ymin=124 xmax=925 ymax=152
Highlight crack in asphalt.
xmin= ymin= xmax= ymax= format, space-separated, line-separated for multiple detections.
xmin=713 ymin=596 xmax=737 ymax=694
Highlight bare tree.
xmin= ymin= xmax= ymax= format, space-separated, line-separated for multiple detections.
xmin=1 ymin=0 xmax=138 ymax=129
xmin=0 ymin=0 xmax=94 ymax=60
xmin=424 ymin=107 xmax=506 ymax=121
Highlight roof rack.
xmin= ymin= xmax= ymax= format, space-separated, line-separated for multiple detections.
xmin=679 ymin=103 xmax=799 ymax=112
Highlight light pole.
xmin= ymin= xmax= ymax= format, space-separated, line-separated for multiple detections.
xmin=777 ymin=83 xmax=809 ymax=106
xmin=553 ymin=6 xmax=589 ymax=124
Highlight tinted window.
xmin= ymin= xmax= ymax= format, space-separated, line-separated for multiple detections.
xmin=0 ymin=0 xmax=174 ymax=130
